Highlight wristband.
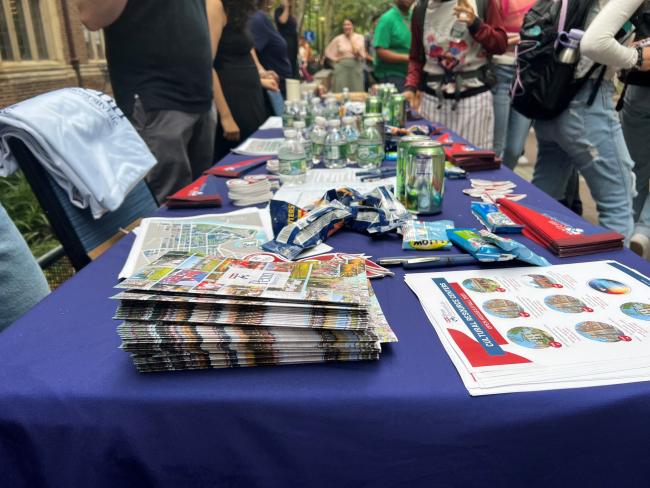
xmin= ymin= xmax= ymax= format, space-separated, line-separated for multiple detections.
xmin=636 ymin=46 xmax=644 ymax=69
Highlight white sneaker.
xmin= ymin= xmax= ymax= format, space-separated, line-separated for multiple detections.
xmin=630 ymin=233 xmax=650 ymax=260
xmin=517 ymin=155 xmax=530 ymax=165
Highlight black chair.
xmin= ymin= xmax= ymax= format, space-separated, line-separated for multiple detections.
xmin=8 ymin=138 xmax=158 ymax=271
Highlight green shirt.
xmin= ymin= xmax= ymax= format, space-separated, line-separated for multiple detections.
xmin=373 ymin=5 xmax=412 ymax=79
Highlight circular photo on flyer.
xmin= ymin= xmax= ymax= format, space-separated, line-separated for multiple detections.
xmin=522 ymin=274 xmax=563 ymax=289
xmin=575 ymin=321 xmax=627 ymax=343
xmin=588 ymin=278 xmax=631 ymax=295
xmin=544 ymin=295 xmax=592 ymax=314
xmin=482 ymin=299 xmax=527 ymax=319
xmin=462 ymin=278 xmax=504 ymax=293
xmin=620 ymin=302 xmax=650 ymax=321
xmin=507 ymin=327 xmax=559 ymax=349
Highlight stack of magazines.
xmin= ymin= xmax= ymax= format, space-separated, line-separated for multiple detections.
xmin=112 ymin=251 xmax=397 ymax=372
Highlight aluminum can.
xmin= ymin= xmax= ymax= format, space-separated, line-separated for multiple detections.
xmin=405 ymin=140 xmax=445 ymax=215
xmin=396 ymin=135 xmax=429 ymax=204
xmin=365 ymin=96 xmax=382 ymax=115
xmin=390 ymin=94 xmax=407 ymax=128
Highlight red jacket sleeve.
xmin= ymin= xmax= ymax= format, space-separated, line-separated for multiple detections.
xmin=468 ymin=0 xmax=508 ymax=55
xmin=405 ymin=8 xmax=425 ymax=92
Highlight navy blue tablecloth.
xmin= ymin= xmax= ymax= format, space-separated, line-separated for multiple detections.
xmin=1 ymin=126 xmax=649 ymax=487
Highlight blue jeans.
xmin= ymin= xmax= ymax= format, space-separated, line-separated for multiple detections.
xmin=266 ymin=90 xmax=284 ymax=117
xmin=0 ymin=202 xmax=49 ymax=331
xmin=532 ymin=80 xmax=635 ymax=241
xmin=491 ymin=64 xmax=532 ymax=168
xmin=621 ymin=85 xmax=650 ymax=237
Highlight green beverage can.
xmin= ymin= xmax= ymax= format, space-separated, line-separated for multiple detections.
xmin=396 ymin=135 xmax=429 ymax=204
xmin=390 ymin=94 xmax=407 ymax=128
xmin=405 ymin=140 xmax=445 ymax=215
xmin=365 ymin=96 xmax=382 ymax=115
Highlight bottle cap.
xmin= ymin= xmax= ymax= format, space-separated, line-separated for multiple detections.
xmin=364 ymin=118 xmax=377 ymax=126
xmin=293 ymin=120 xmax=305 ymax=129
xmin=284 ymin=129 xmax=297 ymax=138
xmin=328 ymin=119 xmax=341 ymax=127
xmin=342 ymin=116 xmax=354 ymax=124
xmin=315 ymin=116 xmax=327 ymax=126
xmin=312 ymin=97 xmax=321 ymax=104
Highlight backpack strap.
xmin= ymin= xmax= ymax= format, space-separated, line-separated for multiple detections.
xmin=586 ymin=65 xmax=607 ymax=106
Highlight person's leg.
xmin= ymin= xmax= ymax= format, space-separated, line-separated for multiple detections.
xmin=551 ymin=81 xmax=635 ymax=240
xmin=187 ymin=105 xmax=217 ymax=178
xmin=491 ymin=63 xmax=512 ymax=157
xmin=130 ymin=98 xmax=198 ymax=204
xmin=621 ymin=85 xmax=650 ymax=256
xmin=502 ymin=107 xmax=532 ymax=169
xmin=0 ymin=202 xmax=49 ymax=331
xmin=532 ymin=123 xmax=574 ymax=200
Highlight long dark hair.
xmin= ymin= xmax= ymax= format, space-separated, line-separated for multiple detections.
xmin=222 ymin=0 xmax=256 ymax=31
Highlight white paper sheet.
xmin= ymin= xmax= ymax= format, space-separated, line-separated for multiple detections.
xmin=406 ymin=261 xmax=650 ymax=395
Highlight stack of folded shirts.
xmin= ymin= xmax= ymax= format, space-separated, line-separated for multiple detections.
xmin=112 ymin=252 xmax=397 ymax=372
xmin=226 ymin=175 xmax=279 ymax=206
xmin=498 ymin=198 xmax=624 ymax=257
xmin=166 ymin=174 xmax=222 ymax=209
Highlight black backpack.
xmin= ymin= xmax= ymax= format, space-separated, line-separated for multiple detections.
xmin=511 ymin=0 xmax=603 ymax=120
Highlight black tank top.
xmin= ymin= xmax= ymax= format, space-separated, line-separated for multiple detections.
xmin=105 ymin=0 xmax=213 ymax=115
xmin=214 ymin=24 xmax=255 ymax=70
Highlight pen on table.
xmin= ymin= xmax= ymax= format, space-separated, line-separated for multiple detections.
xmin=402 ymin=255 xmax=477 ymax=269
xmin=376 ymin=254 xmax=477 ymax=269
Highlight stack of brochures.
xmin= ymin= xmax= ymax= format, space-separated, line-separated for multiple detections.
xmin=499 ymin=199 xmax=624 ymax=256
xmin=112 ymin=252 xmax=396 ymax=372
xmin=406 ymin=261 xmax=650 ymax=395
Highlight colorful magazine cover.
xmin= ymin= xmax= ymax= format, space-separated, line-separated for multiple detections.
xmin=117 ymin=252 xmax=371 ymax=306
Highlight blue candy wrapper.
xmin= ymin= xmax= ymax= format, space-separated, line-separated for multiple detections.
xmin=263 ymin=186 xmax=411 ymax=259
xmin=447 ymin=228 xmax=513 ymax=262
xmin=471 ymin=202 xmax=524 ymax=233
xmin=402 ymin=220 xmax=455 ymax=250
xmin=478 ymin=230 xmax=551 ymax=267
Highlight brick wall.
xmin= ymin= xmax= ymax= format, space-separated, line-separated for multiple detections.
xmin=0 ymin=0 xmax=112 ymax=109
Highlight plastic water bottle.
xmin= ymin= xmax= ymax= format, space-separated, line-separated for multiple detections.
xmin=311 ymin=97 xmax=324 ymax=121
xmin=342 ymin=87 xmax=350 ymax=104
xmin=357 ymin=118 xmax=384 ymax=170
xmin=297 ymin=100 xmax=310 ymax=127
xmin=449 ymin=21 xmax=467 ymax=42
xmin=282 ymin=102 xmax=297 ymax=130
xmin=341 ymin=116 xmax=359 ymax=165
xmin=324 ymin=96 xmax=339 ymax=120
xmin=557 ymin=29 xmax=584 ymax=64
xmin=293 ymin=120 xmax=313 ymax=169
xmin=278 ymin=129 xmax=307 ymax=185
xmin=324 ymin=119 xmax=347 ymax=169
xmin=310 ymin=116 xmax=327 ymax=166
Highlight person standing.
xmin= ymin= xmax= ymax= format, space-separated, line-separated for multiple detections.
xmin=404 ymin=0 xmax=507 ymax=149
xmin=531 ymin=0 xmax=637 ymax=242
xmin=250 ymin=0 xmax=294 ymax=94
xmin=581 ymin=0 xmax=650 ymax=255
xmin=77 ymin=0 xmax=217 ymax=204
xmin=0 ymin=202 xmax=49 ymax=331
xmin=373 ymin=0 xmax=417 ymax=91
xmin=325 ymin=19 xmax=368 ymax=92
xmin=210 ymin=0 xmax=276 ymax=162
xmin=490 ymin=0 xmax=534 ymax=168
xmin=275 ymin=0 xmax=300 ymax=79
